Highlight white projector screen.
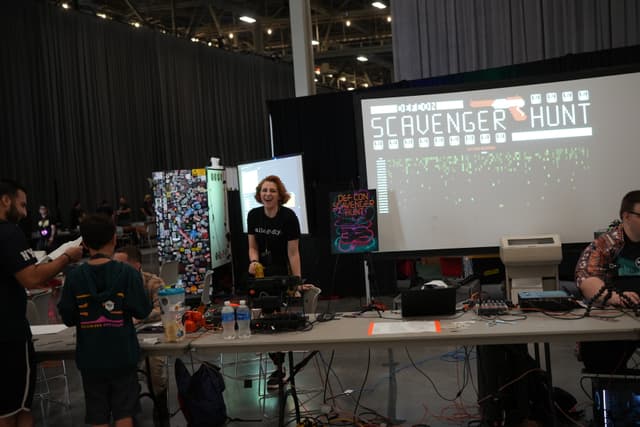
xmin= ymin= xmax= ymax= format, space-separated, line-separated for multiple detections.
xmin=360 ymin=70 xmax=640 ymax=253
xmin=237 ymin=154 xmax=309 ymax=234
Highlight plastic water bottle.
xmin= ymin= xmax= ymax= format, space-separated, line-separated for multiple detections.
xmin=221 ymin=301 xmax=236 ymax=340
xmin=236 ymin=300 xmax=251 ymax=339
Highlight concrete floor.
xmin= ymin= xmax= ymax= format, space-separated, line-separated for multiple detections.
xmin=30 ymin=249 xmax=602 ymax=426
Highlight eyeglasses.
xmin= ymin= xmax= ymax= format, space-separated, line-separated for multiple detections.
xmin=628 ymin=211 xmax=640 ymax=217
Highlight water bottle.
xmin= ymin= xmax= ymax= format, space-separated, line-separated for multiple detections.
xmin=221 ymin=301 xmax=236 ymax=340
xmin=236 ymin=300 xmax=251 ymax=339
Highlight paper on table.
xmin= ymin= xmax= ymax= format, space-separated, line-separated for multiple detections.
xmin=36 ymin=237 xmax=83 ymax=264
xmin=31 ymin=324 xmax=68 ymax=335
xmin=368 ymin=321 xmax=441 ymax=336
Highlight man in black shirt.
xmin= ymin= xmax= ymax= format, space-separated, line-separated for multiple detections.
xmin=0 ymin=179 xmax=83 ymax=427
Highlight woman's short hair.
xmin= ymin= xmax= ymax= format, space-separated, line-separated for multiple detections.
xmin=254 ymin=175 xmax=290 ymax=205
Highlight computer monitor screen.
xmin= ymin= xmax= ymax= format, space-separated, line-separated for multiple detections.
xmin=358 ymin=70 xmax=640 ymax=252
xmin=237 ymin=154 xmax=309 ymax=234
xmin=592 ymin=377 xmax=640 ymax=426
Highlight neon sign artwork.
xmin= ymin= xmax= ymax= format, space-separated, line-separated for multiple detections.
xmin=330 ymin=189 xmax=378 ymax=254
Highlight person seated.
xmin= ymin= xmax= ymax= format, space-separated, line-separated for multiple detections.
xmin=576 ymin=190 xmax=640 ymax=373
xmin=139 ymin=194 xmax=155 ymax=222
xmin=113 ymin=246 xmax=169 ymax=426
xmin=95 ymin=199 xmax=114 ymax=219
xmin=69 ymin=200 xmax=85 ymax=231
xmin=115 ymin=196 xmax=133 ymax=226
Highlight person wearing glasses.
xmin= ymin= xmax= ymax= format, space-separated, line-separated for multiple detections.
xmin=575 ymin=190 xmax=640 ymax=373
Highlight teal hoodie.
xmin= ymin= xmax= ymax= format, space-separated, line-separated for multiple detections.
xmin=58 ymin=261 xmax=152 ymax=377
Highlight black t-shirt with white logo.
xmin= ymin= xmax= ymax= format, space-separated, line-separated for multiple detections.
xmin=0 ymin=221 xmax=37 ymax=341
xmin=247 ymin=206 xmax=300 ymax=277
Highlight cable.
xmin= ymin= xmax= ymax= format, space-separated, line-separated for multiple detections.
xmin=405 ymin=347 xmax=464 ymax=402
xmin=352 ymin=348 xmax=371 ymax=426
xmin=322 ymin=350 xmax=335 ymax=404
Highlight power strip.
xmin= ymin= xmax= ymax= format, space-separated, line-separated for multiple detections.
xmin=475 ymin=300 xmax=509 ymax=316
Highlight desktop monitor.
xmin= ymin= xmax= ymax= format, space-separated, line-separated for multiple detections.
xmin=237 ymin=154 xmax=309 ymax=234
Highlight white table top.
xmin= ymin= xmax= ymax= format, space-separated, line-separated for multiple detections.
xmin=189 ymin=310 xmax=640 ymax=354
xmin=33 ymin=309 xmax=640 ymax=360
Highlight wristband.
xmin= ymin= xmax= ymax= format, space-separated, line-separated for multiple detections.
xmin=250 ymin=260 xmax=259 ymax=264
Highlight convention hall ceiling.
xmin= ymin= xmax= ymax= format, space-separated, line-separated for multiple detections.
xmin=52 ymin=0 xmax=394 ymax=91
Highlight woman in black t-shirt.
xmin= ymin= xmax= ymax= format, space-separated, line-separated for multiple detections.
xmin=247 ymin=175 xmax=301 ymax=278
xmin=247 ymin=175 xmax=301 ymax=389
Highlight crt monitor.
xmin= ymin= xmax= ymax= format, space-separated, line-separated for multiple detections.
xmin=237 ymin=154 xmax=309 ymax=234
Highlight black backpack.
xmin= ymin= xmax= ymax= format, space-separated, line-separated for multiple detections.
xmin=174 ymin=358 xmax=227 ymax=427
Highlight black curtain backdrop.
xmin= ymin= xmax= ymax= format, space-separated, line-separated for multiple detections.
xmin=0 ymin=1 xmax=294 ymax=227
xmin=391 ymin=0 xmax=640 ymax=81
xmin=269 ymin=92 xmax=398 ymax=297
xmin=269 ymin=45 xmax=640 ymax=297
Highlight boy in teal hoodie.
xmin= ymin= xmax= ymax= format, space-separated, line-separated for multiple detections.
xmin=58 ymin=214 xmax=151 ymax=427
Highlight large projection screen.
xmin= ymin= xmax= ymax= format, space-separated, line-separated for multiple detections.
xmin=360 ymin=70 xmax=640 ymax=253
xmin=238 ymin=154 xmax=309 ymax=234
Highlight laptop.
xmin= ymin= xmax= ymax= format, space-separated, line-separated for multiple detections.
xmin=401 ymin=286 xmax=457 ymax=317
xmin=591 ymin=375 xmax=640 ymax=425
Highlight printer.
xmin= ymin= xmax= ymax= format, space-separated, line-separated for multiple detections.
xmin=499 ymin=234 xmax=562 ymax=303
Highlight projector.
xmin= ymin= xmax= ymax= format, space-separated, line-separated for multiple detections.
xmin=518 ymin=290 xmax=578 ymax=311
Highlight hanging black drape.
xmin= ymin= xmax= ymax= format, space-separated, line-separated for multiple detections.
xmin=0 ymin=1 xmax=294 ymax=225
xmin=269 ymin=44 xmax=640 ymax=296
xmin=392 ymin=0 xmax=640 ymax=81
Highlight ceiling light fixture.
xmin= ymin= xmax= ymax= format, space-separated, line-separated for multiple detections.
xmin=387 ymin=16 xmax=392 ymax=23
xmin=267 ymin=28 xmax=272 ymax=35
xmin=357 ymin=55 xmax=368 ymax=62
xmin=131 ymin=22 xmax=140 ymax=28
xmin=311 ymin=40 xmax=319 ymax=46
xmin=96 ymin=13 xmax=107 ymax=19
xmin=229 ymin=33 xmax=234 ymax=39
xmin=191 ymin=37 xmax=199 ymax=43
xmin=239 ymin=16 xmax=256 ymax=24
xmin=61 ymin=3 xmax=70 ymax=9
xmin=346 ymin=20 xmax=351 ymax=27
xmin=372 ymin=2 xmax=387 ymax=9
